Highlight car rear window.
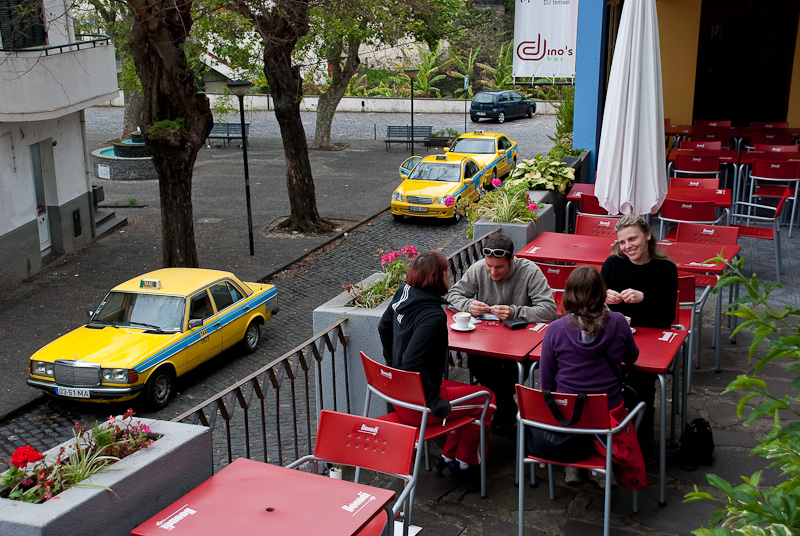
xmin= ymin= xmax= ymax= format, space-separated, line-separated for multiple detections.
xmin=472 ymin=93 xmax=496 ymax=104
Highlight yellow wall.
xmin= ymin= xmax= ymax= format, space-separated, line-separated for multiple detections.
xmin=657 ymin=0 xmax=702 ymax=125
xmin=788 ymin=26 xmax=800 ymax=126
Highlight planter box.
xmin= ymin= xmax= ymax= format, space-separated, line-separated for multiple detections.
xmin=427 ymin=137 xmax=454 ymax=148
xmin=0 ymin=419 xmax=212 ymax=536
xmin=312 ymin=273 xmax=389 ymax=418
xmin=472 ymin=203 xmax=555 ymax=254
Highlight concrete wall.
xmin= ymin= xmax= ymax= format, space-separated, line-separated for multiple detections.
xmin=0 ymin=221 xmax=41 ymax=290
xmin=657 ymin=0 xmax=702 ymax=125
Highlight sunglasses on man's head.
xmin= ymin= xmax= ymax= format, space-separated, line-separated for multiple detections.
xmin=483 ymin=247 xmax=511 ymax=258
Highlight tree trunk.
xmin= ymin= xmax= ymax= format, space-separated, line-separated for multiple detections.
xmin=311 ymin=39 xmax=360 ymax=150
xmin=122 ymin=89 xmax=144 ymax=139
xmin=126 ymin=0 xmax=213 ymax=267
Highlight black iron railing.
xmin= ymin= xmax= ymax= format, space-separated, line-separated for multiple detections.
xmin=0 ymin=34 xmax=111 ymax=54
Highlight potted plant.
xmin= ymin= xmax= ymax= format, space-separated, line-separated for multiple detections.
xmin=508 ymin=154 xmax=576 ymax=232
xmin=427 ymin=128 xmax=460 ymax=148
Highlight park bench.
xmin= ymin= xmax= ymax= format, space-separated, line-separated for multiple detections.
xmin=206 ymin=122 xmax=250 ymax=147
xmin=384 ymin=125 xmax=433 ymax=151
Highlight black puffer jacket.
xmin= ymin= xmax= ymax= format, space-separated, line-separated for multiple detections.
xmin=378 ymin=283 xmax=451 ymax=418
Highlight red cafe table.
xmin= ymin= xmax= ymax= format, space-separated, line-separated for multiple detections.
xmin=131 ymin=457 xmax=396 ymax=536
xmin=445 ymin=309 xmax=547 ymax=384
xmin=528 ymin=324 xmax=687 ymax=507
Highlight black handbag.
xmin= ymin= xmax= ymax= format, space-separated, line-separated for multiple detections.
xmin=525 ymin=391 xmax=594 ymax=463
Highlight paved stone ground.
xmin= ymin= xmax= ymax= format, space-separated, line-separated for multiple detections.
xmin=2 ymin=106 xmax=798 ymax=535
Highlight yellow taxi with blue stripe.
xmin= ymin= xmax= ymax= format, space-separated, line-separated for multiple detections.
xmin=393 ymin=153 xmax=485 ymax=221
xmin=27 ymin=268 xmax=278 ymax=409
xmin=444 ymin=130 xmax=518 ymax=185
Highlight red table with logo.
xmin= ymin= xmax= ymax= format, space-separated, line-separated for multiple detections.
xmin=445 ymin=309 xmax=547 ymax=384
xmin=131 ymin=457 xmax=396 ymax=536
xmin=528 ymin=324 xmax=686 ymax=506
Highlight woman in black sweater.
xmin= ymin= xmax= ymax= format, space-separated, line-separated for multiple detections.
xmin=379 ymin=250 xmax=496 ymax=481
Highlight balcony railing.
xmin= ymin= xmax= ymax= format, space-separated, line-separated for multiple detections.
xmin=0 ymin=33 xmax=111 ymax=54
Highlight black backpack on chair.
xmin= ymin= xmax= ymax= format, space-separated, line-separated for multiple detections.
xmin=679 ymin=418 xmax=714 ymax=471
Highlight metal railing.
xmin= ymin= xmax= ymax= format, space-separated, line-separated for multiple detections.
xmin=172 ymin=231 xmax=499 ymax=470
xmin=0 ymin=34 xmax=111 ymax=54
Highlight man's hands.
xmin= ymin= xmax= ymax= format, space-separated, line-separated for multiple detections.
xmin=469 ymin=300 xmax=512 ymax=320
xmin=606 ymin=288 xmax=644 ymax=304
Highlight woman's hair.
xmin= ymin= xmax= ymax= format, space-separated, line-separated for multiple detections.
xmin=611 ymin=213 xmax=670 ymax=262
xmin=406 ymin=250 xmax=449 ymax=296
xmin=562 ymin=266 xmax=608 ymax=336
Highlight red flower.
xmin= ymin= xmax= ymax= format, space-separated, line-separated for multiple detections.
xmin=10 ymin=446 xmax=42 ymax=468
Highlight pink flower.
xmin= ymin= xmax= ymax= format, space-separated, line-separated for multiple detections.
xmin=527 ymin=203 xmax=538 ymax=211
xmin=444 ymin=196 xmax=455 ymax=207
xmin=491 ymin=178 xmax=502 ymax=188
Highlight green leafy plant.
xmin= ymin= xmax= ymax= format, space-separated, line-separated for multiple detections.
xmin=509 ymin=153 xmax=575 ymax=195
xmin=456 ymin=179 xmax=539 ymax=240
xmin=431 ymin=128 xmax=460 ymax=138
xmin=400 ymin=43 xmax=452 ymax=97
xmin=475 ymin=41 xmax=514 ymax=90
xmin=447 ymin=45 xmax=481 ymax=99
xmin=128 ymin=197 xmax=137 ymax=206
xmin=0 ymin=409 xmax=156 ymax=503
xmin=684 ymin=257 xmax=800 ymax=535
xmin=149 ymin=118 xmax=186 ymax=134
xmin=343 ymin=245 xmax=418 ymax=308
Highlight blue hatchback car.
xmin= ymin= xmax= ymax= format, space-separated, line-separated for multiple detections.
xmin=470 ymin=90 xmax=536 ymax=124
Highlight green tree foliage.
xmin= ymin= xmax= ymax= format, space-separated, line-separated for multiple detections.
xmin=447 ymin=45 xmax=481 ymax=99
xmin=475 ymin=41 xmax=513 ymax=90
xmin=684 ymin=257 xmax=800 ymax=535
xmin=400 ymin=43 xmax=453 ymax=97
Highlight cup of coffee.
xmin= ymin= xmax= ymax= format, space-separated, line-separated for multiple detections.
xmin=624 ymin=316 xmax=631 ymax=325
xmin=454 ymin=312 xmax=472 ymax=329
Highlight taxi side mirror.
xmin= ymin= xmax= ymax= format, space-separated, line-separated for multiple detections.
xmin=188 ymin=319 xmax=203 ymax=329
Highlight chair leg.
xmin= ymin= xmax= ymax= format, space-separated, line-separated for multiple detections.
xmin=424 ymin=441 xmax=430 ymax=471
xmin=547 ymin=464 xmax=555 ymax=500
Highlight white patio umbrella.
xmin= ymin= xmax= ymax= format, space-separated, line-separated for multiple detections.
xmin=594 ymin=0 xmax=667 ymax=215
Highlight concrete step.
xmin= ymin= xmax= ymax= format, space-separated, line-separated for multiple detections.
xmin=94 ymin=209 xmax=127 ymax=238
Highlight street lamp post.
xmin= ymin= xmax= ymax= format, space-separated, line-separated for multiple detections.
xmin=404 ymin=68 xmax=419 ymax=152
xmin=227 ymin=79 xmax=255 ymax=256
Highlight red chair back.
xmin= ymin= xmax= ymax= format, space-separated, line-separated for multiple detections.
xmin=675 ymin=222 xmax=739 ymax=245
xmin=748 ymin=129 xmax=792 ymax=146
xmin=577 ymin=194 xmax=611 ymax=216
xmin=750 ymin=121 xmax=789 ymax=129
xmin=669 ymin=177 xmax=720 ymax=189
xmin=534 ymin=262 xmax=575 ymax=291
xmin=314 ymin=410 xmax=417 ymax=476
xmin=677 ymin=274 xmax=697 ymax=304
xmin=753 ymin=144 xmax=800 ymax=153
xmin=360 ymin=351 xmax=428 ymax=407
xmin=675 ymin=153 xmax=720 ymax=174
xmin=752 ymin=159 xmax=800 ymax=180
xmin=693 ymin=120 xmax=732 ymax=127
xmin=573 ymin=214 xmax=618 ymax=237
xmin=691 ymin=128 xmax=736 ymax=147
xmin=661 ymin=198 xmax=717 ymax=222
xmin=516 ymin=385 xmax=610 ymax=430
xmin=679 ymin=141 xmax=722 ymax=150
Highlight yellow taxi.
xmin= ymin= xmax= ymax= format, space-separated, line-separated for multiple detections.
xmin=444 ymin=130 xmax=518 ymax=185
xmin=27 ymin=268 xmax=278 ymax=409
xmin=393 ymin=154 xmax=485 ymax=221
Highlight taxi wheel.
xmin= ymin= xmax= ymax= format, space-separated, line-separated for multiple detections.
xmin=451 ymin=208 xmax=462 ymax=224
xmin=144 ymin=368 xmax=174 ymax=410
xmin=392 ymin=214 xmax=404 ymax=222
xmin=242 ymin=321 xmax=261 ymax=354
xmin=497 ymin=112 xmax=505 ymax=124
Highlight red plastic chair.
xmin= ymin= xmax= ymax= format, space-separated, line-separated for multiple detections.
xmin=534 ymin=262 xmax=576 ymax=315
xmin=286 ymin=410 xmax=418 ymax=536
xmin=576 ymin=194 xmax=620 ymax=217
xmin=515 ymin=385 xmax=645 ymax=536
xmin=678 ymin=141 xmax=722 ymax=150
xmin=690 ymin=128 xmax=737 ymax=149
xmin=730 ymin=195 xmax=788 ymax=284
xmin=745 ymin=129 xmax=792 ymax=149
xmin=674 ymin=274 xmax=711 ymax=388
xmin=752 ymin=144 xmax=800 ymax=153
xmin=750 ymin=121 xmax=789 ymax=129
xmin=693 ymin=119 xmax=732 ymax=128
xmin=359 ymin=352 xmax=492 ymax=507
xmin=672 ymin=154 xmax=721 ymax=181
xmin=659 ymin=198 xmax=725 ymax=240
xmin=669 ymin=177 xmax=720 ymax=189
xmin=748 ymin=159 xmax=800 ymax=238
xmin=573 ymin=214 xmax=619 ymax=237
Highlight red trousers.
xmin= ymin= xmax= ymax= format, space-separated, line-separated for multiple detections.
xmin=593 ymin=402 xmax=647 ymax=490
xmin=393 ymin=380 xmax=496 ymax=465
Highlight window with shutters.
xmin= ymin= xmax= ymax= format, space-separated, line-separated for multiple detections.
xmin=0 ymin=0 xmax=46 ymax=50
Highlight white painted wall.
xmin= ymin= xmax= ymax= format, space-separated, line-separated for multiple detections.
xmin=0 ymin=113 xmax=87 ymax=235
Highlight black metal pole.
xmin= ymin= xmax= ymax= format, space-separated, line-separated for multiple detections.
xmin=237 ymin=94 xmax=255 ymax=256
xmin=410 ymin=78 xmax=414 ymax=153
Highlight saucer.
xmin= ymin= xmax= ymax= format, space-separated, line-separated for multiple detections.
xmin=630 ymin=327 xmax=636 ymax=334
xmin=451 ymin=323 xmax=476 ymax=332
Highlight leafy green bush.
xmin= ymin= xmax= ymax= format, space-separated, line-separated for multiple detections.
xmin=343 ymin=245 xmax=418 ymax=308
xmin=509 ymin=154 xmax=575 ymax=194
xmin=456 ymin=178 xmax=539 ymax=240
xmin=684 ymin=257 xmax=800 ymax=535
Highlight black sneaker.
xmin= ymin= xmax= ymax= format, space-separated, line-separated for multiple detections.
xmin=442 ymin=461 xmax=475 ymax=483
xmin=433 ymin=456 xmax=449 ymax=475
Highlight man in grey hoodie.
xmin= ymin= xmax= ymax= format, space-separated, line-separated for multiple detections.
xmin=446 ymin=233 xmax=557 ymax=434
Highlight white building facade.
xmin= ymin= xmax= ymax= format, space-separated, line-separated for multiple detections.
xmin=0 ymin=0 xmax=118 ymax=289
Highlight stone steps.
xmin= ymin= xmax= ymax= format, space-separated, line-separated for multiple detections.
xmin=94 ymin=208 xmax=127 ymax=238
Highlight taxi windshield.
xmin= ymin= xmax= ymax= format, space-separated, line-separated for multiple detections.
xmin=90 ymin=292 xmax=185 ymax=332
xmin=449 ymin=138 xmax=495 ymax=154
xmin=408 ymin=162 xmax=462 ymax=182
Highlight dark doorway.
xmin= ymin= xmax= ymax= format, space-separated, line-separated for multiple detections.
xmin=694 ymin=0 xmax=800 ymax=125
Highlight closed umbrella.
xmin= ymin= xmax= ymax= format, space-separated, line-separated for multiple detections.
xmin=595 ymin=0 xmax=667 ymax=215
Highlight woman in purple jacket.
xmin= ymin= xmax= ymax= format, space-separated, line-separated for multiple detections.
xmin=539 ymin=266 xmax=646 ymax=489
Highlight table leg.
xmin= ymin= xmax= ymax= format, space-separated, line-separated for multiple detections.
xmin=657 ymin=373 xmax=667 ymax=507
xmin=715 ymin=290 xmax=723 ymax=373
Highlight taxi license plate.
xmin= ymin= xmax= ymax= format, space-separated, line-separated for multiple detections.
xmin=409 ymin=206 xmax=427 ymax=212
xmin=476 ymin=112 xmax=486 ymax=116
xmin=56 ymin=386 xmax=90 ymax=398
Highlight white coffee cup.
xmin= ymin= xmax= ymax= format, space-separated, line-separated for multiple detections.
xmin=454 ymin=312 xmax=472 ymax=329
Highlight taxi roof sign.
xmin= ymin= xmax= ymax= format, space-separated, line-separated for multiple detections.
xmin=435 ymin=154 xmax=448 ymax=160
xmin=140 ymin=278 xmax=162 ymax=290
xmin=473 ymin=130 xmax=485 ymax=135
